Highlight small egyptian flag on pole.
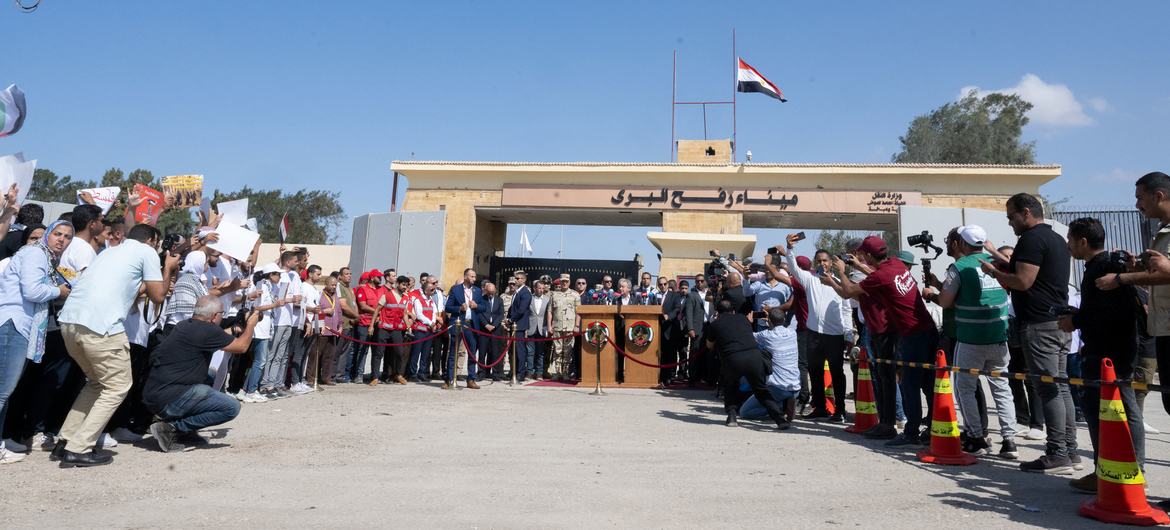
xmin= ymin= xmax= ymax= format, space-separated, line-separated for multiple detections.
xmin=0 ymin=85 xmax=27 ymax=137
xmin=278 ymin=213 xmax=289 ymax=244
xmin=737 ymin=58 xmax=787 ymax=102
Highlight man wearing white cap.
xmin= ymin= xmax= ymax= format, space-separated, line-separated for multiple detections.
xmin=933 ymin=225 xmax=1018 ymax=459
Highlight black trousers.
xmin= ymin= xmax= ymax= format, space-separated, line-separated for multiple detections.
xmin=372 ymin=330 xmax=407 ymax=380
xmin=871 ymin=331 xmax=899 ymax=426
xmin=107 ymin=343 xmax=154 ymax=434
xmin=808 ymin=330 xmax=846 ymax=414
xmin=796 ymin=329 xmax=810 ymax=404
xmin=660 ymin=322 xmax=683 ymax=384
xmin=721 ymin=349 xmax=786 ymax=426
xmin=1156 ymin=336 xmax=1170 ymax=415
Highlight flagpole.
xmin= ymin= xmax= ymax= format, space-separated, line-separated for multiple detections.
xmin=671 ymin=50 xmax=677 ymax=162
xmin=732 ymin=28 xmax=737 ymax=163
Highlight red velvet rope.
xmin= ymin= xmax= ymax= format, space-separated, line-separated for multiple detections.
xmin=326 ymin=325 xmax=451 ymax=348
xmin=606 ymin=337 xmax=704 ymax=369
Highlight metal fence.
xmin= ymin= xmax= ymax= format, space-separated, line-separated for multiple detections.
xmin=1052 ymin=208 xmax=1159 ymax=288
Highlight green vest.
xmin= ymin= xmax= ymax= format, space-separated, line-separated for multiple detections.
xmin=953 ymin=252 xmax=1009 ymax=345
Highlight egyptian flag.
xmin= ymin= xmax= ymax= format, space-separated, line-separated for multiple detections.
xmin=278 ymin=213 xmax=289 ymax=243
xmin=0 ymin=85 xmax=27 ymax=137
xmin=737 ymin=58 xmax=786 ymax=102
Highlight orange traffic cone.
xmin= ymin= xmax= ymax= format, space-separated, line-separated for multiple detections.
xmin=917 ymin=350 xmax=976 ymax=466
xmin=823 ymin=359 xmax=836 ymax=415
xmin=846 ymin=351 xmax=878 ymax=434
xmin=1080 ymin=358 xmax=1169 ymax=525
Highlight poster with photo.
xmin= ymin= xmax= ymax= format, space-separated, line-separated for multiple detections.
xmin=161 ymin=174 xmax=203 ymax=208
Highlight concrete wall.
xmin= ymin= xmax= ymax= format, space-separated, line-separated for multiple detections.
xmin=677 ymin=139 xmax=732 ymax=164
xmin=257 ymin=243 xmax=351 ymax=276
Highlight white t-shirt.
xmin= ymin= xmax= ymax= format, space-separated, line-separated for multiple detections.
xmin=247 ymin=281 xmax=275 ymax=340
xmin=298 ymin=282 xmax=319 ymax=328
xmin=59 ymin=238 xmax=98 ymax=283
xmin=206 ymin=258 xmax=239 ymax=317
xmin=125 ymin=299 xmax=164 ymax=347
xmin=272 ymin=268 xmax=301 ymax=327
xmin=59 ymin=239 xmax=163 ymax=336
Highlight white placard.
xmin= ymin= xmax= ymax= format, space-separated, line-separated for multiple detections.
xmin=206 ymin=222 xmax=261 ymax=262
xmin=244 ymin=217 xmax=258 ymax=232
xmin=216 ymin=198 xmax=248 ymax=226
xmin=77 ymin=186 xmax=121 ymax=214
xmin=0 ymin=154 xmax=35 ymax=204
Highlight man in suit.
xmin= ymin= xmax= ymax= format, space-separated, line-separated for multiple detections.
xmin=506 ymin=271 xmax=533 ymax=380
xmin=682 ymin=275 xmax=714 ymax=385
xmin=659 ymin=276 xmax=686 ymax=386
xmin=527 ymin=280 xmax=553 ymax=379
xmin=444 ymin=268 xmax=484 ymax=389
xmin=476 ymin=282 xmax=505 ymax=381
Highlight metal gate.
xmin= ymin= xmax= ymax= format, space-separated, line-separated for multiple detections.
xmin=488 ymin=256 xmax=639 ymax=292
xmin=1052 ymin=208 xmax=1158 ymax=288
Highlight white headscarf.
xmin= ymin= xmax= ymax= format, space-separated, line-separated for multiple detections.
xmin=182 ymin=250 xmax=208 ymax=278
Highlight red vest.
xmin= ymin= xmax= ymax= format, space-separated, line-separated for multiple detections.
xmin=379 ymin=288 xmax=410 ymax=331
xmin=411 ymin=291 xmax=435 ymax=331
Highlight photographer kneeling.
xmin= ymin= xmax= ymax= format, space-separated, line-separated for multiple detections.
xmin=705 ymin=299 xmax=791 ymax=430
xmin=142 ymin=295 xmax=260 ymax=453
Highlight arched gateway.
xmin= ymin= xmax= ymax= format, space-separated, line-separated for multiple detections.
xmin=389 ymin=151 xmax=1059 ymax=288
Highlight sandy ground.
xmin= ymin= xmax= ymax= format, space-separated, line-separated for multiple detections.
xmin=6 ymin=378 xmax=1170 ymax=529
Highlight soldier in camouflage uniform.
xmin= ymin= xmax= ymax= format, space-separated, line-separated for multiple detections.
xmin=547 ymin=274 xmax=581 ymax=380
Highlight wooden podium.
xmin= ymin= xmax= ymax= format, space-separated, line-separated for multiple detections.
xmin=578 ymin=306 xmax=618 ymax=387
xmin=618 ymin=305 xmax=663 ymax=388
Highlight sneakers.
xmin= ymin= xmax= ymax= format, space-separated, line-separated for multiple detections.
xmin=1069 ymin=472 xmax=1097 ymax=493
xmin=243 ymin=391 xmax=268 ymax=403
xmin=1020 ymin=454 xmax=1073 ymax=474
xmin=0 ymin=447 xmax=26 ymax=464
xmin=96 ymin=432 xmax=118 ymax=449
xmin=149 ymin=421 xmax=189 ymax=453
xmin=1145 ymin=422 xmax=1161 ymax=435
xmin=1070 ymin=453 xmax=1085 ymax=471
xmin=725 ymin=415 xmax=739 ymax=427
xmin=290 ymin=382 xmax=312 ymax=394
xmin=1025 ymin=427 xmax=1046 ymax=440
xmin=999 ymin=439 xmax=1019 ymax=460
xmin=111 ymin=427 xmax=143 ymax=444
xmin=235 ymin=390 xmax=247 ymax=402
xmin=33 ymin=432 xmax=55 ymax=451
xmin=3 ymin=438 xmax=28 ymax=453
xmin=961 ymin=435 xmax=991 ymax=455
xmin=884 ymin=433 xmax=919 ymax=447
xmin=801 ymin=409 xmax=832 ymax=421
xmin=826 ymin=413 xmax=847 ymax=424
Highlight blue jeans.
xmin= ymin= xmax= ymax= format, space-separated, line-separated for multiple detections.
xmin=897 ymin=327 xmax=939 ymax=435
xmin=158 ymin=384 xmax=240 ymax=433
xmin=0 ymin=319 xmax=30 ymax=438
xmin=524 ymin=337 xmax=544 ymax=376
xmin=740 ymin=386 xmax=798 ymax=419
xmin=449 ymin=327 xmax=478 ymax=381
xmin=244 ymin=339 xmax=268 ymax=393
xmin=408 ymin=337 xmax=433 ymax=379
xmin=348 ymin=326 xmax=371 ymax=381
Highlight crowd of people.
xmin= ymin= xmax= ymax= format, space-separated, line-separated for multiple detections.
xmin=1 ymin=173 xmax=1170 ymax=493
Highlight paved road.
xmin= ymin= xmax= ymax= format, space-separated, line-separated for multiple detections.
xmin=7 ymin=380 xmax=1168 ymax=528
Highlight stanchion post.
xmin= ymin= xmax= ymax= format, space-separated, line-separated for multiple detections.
xmin=449 ymin=321 xmax=460 ymax=391
xmin=509 ymin=328 xmax=518 ymax=387
xmin=589 ymin=339 xmax=605 ymax=396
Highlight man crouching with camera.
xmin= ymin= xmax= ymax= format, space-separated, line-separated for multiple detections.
xmin=142 ymin=295 xmax=260 ymax=452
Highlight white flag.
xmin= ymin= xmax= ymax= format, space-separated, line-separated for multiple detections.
xmin=519 ymin=225 xmax=533 ymax=256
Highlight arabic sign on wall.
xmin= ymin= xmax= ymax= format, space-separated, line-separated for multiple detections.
xmin=501 ymin=185 xmax=921 ymax=214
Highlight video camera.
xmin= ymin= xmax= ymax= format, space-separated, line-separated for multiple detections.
xmin=906 ymin=230 xmax=944 ymax=275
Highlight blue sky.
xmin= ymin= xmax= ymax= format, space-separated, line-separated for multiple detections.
xmin=3 ymin=1 xmax=1168 ymax=271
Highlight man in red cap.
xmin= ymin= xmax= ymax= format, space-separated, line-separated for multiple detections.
xmin=822 ymin=235 xmax=939 ymax=447
xmin=350 ymin=269 xmax=383 ymax=383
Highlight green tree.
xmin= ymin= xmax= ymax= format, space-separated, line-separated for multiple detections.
xmin=893 ymin=90 xmax=1036 ymax=164
xmin=814 ymin=230 xmax=899 ymax=257
xmin=212 ymin=186 xmax=345 ymax=244
xmin=27 ymin=166 xmax=345 ymax=244
xmin=27 ymin=168 xmax=95 ymax=203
